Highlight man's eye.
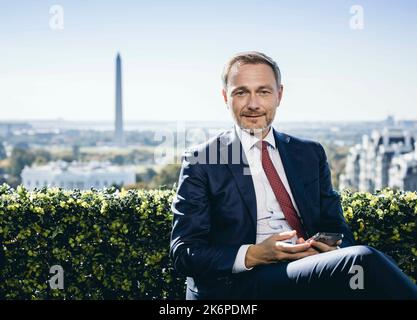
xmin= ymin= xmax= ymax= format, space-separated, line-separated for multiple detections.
xmin=260 ymin=90 xmax=271 ymax=95
xmin=235 ymin=91 xmax=246 ymax=96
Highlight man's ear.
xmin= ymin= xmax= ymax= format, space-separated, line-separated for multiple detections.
xmin=222 ymin=88 xmax=228 ymax=106
xmin=277 ymin=84 xmax=284 ymax=105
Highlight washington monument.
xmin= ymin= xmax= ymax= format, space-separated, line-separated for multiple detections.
xmin=115 ymin=53 xmax=124 ymax=145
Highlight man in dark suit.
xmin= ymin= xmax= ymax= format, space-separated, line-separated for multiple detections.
xmin=170 ymin=51 xmax=417 ymax=300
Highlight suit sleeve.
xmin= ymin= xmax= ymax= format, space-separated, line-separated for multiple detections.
xmin=317 ymin=143 xmax=355 ymax=248
xmin=170 ymin=151 xmax=241 ymax=278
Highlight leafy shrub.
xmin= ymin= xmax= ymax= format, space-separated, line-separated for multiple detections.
xmin=0 ymin=184 xmax=185 ymax=299
xmin=342 ymin=188 xmax=417 ymax=283
xmin=0 ymin=184 xmax=415 ymax=299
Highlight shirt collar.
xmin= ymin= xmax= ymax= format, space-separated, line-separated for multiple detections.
xmin=234 ymin=124 xmax=276 ymax=153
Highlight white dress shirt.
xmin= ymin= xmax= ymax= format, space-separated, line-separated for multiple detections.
xmin=232 ymin=124 xmax=301 ymax=273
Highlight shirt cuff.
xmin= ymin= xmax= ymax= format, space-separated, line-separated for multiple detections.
xmin=232 ymin=244 xmax=254 ymax=273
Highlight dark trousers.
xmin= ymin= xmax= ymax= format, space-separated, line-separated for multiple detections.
xmin=230 ymin=245 xmax=417 ymax=300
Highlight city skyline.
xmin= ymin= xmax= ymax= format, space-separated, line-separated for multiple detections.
xmin=1 ymin=0 xmax=417 ymax=122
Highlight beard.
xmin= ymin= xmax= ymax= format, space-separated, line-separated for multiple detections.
xmin=229 ymin=105 xmax=277 ymax=138
xmin=239 ymin=122 xmax=271 ymax=138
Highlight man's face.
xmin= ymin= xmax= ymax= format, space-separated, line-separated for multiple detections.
xmin=222 ymin=63 xmax=283 ymax=132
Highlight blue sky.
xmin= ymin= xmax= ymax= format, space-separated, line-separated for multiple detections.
xmin=1 ymin=0 xmax=417 ymax=122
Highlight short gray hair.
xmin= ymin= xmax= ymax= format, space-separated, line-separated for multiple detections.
xmin=221 ymin=51 xmax=281 ymax=89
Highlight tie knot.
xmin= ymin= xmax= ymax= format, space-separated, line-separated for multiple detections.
xmin=255 ymin=140 xmax=269 ymax=151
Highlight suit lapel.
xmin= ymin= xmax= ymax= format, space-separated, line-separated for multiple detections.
xmin=273 ymin=129 xmax=313 ymax=238
xmin=219 ymin=128 xmax=257 ymax=232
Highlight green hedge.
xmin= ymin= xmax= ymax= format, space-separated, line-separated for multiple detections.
xmin=342 ymin=188 xmax=417 ymax=283
xmin=0 ymin=184 xmax=185 ymax=299
xmin=0 ymin=184 xmax=416 ymax=299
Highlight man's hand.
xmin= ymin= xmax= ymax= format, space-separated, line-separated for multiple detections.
xmin=307 ymin=239 xmax=342 ymax=253
xmin=245 ymin=231 xmax=319 ymax=268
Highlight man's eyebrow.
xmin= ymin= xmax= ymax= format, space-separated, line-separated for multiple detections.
xmin=231 ymin=85 xmax=274 ymax=93
xmin=231 ymin=86 xmax=249 ymax=94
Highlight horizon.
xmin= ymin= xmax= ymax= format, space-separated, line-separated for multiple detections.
xmin=1 ymin=116 xmax=416 ymax=124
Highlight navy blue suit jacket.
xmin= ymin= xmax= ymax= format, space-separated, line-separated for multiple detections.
xmin=170 ymin=126 xmax=355 ymax=299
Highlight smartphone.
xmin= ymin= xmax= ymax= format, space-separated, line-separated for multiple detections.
xmin=307 ymin=232 xmax=344 ymax=246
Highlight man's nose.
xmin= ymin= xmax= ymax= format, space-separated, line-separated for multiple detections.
xmin=247 ymin=94 xmax=261 ymax=110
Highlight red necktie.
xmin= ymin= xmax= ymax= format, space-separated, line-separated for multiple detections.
xmin=260 ymin=140 xmax=306 ymax=239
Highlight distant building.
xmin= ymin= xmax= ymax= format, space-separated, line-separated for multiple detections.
xmin=384 ymin=115 xmax=396 ymax=127
xmin=21 ymin=161 xmax=135 ymax=190
xmin=389 ymin=143 xmax=417 ymax=191
xmin=340 ymin=144 xmax=362 ymax=190
xmin=0 ymin=122 xmax=32 ymax=138
xmin=339 ymin=128 xmax=416 ymax=191
xmin=115 ymin=53 xmax=124 ymax=146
